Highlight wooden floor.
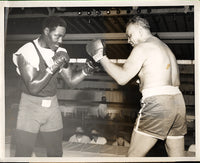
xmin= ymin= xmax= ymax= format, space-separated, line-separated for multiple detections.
xmin=5 ymin=137 xmax=195 ymax=158
xmin=5 ymin=141 xmax=128 ymax=157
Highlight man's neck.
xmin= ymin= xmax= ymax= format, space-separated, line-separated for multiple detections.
xmin=142 ymin=32 xmax=153 ymax=43
xmin=38 ymin=35 xmax=48 ymax=48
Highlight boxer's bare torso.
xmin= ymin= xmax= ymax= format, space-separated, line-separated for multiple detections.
xmin=100 ymin=26 xmax=180 ymax=91
xmin=135 ymin=36 xmax=180 ymax=91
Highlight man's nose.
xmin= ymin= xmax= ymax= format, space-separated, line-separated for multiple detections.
xmin=58 ymin=37 xmax=63 ymax=44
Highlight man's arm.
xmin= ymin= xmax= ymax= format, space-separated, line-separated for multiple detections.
xmin=168 ymin=49 xmax=180 ymax=86
xmin=17 ymin=50 xmax=68 ymax=95
xmin=60 ymin=59 xmax=98 ymax=88
xmin=60 ymin=67 xmax=86 ymax=88
xmin=86 ymin=39 xmax=146 ymax=85
xmin=100 ymin=45 xmax=146 ymax=85
xmin=17 ymin=54 xmax=53 ymax=95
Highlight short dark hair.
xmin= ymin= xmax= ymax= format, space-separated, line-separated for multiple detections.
xmin=126 ymin=16 xmax=150 ymax=29
xmin=42 ymin=16 xmax=67 ymax=32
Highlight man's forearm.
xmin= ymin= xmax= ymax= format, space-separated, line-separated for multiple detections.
xmin=60 ymin=68 xmax=86 ymax=88
xmin=25 ymin=68 xmax=53 ymax=95
xmin=100 ymin=56 xmax=128 ymax=85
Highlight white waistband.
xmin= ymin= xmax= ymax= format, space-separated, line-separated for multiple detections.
xmin=142 ymin=86 xmax=181 ymax=99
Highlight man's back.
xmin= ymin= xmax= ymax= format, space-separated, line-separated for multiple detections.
xmin=138 ymin=36 xmax=180 ymax=91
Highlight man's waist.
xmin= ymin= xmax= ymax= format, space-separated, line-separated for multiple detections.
xmin=22 ymin=92 xmax=56 ymax=98
xmin=141 ymin=85 xmax=181 ymax=99
xmin=21 ymin=92 xmax=58 ymax=108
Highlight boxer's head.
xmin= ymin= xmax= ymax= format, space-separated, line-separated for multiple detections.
xmin=126 ymin=16 xmax=150 ymax=30
xmin=126 ymin=16 xmax=151 ymax=47
xmin=41 ymin=16 xmax=67 ymax=51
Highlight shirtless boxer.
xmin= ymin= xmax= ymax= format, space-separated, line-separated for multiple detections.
xmin=13 ymin=16 xmax=97 ymax=157
xmin=86 ymin=16 xmax=187 ymax=157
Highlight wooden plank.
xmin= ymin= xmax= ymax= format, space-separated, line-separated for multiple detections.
xmin=7 ymin=39 xmax=193 ymax=44
xmin=183 ymin=95 xmax=195 ymax=106
xmin=7 ymin=32 xmax=194 ymax=41
xmin=62 ymin=116 xmax=195 ymax=128
xmin=57 ymin=89 xmax=194 ymax=106
xmin=57 ymin=89 xmax=104 ymax=102
xmin=179 ymin=65 xmax=194 ymax=74
xmin=73 ymin=81 xmax=119 ymax=90
xmin=57 ymin=89 xmax=128 ymax=103
xmin=59 ymin=105 xmax=137 ymax=115
xmin=179 ymin=84 xmax=194 ymax=92
xmin=61 ymin=76 xmax=194 ymax=91
xmin=69 ymin=59 xmax=194 ymax=65
xmin=180 ymin=74 xmax=194 ymax=83
xmin=70 ymin=63 xmax=194 ymax=74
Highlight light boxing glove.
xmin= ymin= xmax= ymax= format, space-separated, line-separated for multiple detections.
xmin=82 ymin=59 xmax=100 ymax=76
xmin=47 ymin=51 xmax=70 ymax=74
xmin=86 ymin=39 xmax=105 ymax=62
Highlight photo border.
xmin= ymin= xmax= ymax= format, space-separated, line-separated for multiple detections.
xmin=1 ymin=0 xmax=199 ymax=162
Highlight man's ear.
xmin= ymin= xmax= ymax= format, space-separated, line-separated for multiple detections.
xmin=138 ymin=26 xmax=143 ymax=37
xmin=44 ymin=27 xmax=50 ymax=35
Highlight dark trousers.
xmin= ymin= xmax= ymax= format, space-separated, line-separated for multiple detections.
xmin=15 ymin=129 xmax=63 ymax=157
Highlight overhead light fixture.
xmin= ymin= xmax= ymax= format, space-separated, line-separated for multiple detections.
xmin=78 ymin=11 xmax=82 ymax=15
xmin=116 ymin=9 xmax=120 ymax=14
xmin=147 ymin=8 xmax=151 ymax=14
xmin=95 ymin=10 xmax=101 ymax=15
xmin=87 ymin=11 xmax=91 ymax=15
xmin=106 ymin=10 xmax=110 ymax=14
xmin=126 ymin=9 xmax=131 ymax=14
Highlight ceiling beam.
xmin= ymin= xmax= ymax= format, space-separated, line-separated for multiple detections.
xmin=7 ymin=40 xmax=194 ymax=45
xmin=68 ymin=58 xmax=194 ymax=65
xmin=6 ymin=32 xmax=194 ymax=44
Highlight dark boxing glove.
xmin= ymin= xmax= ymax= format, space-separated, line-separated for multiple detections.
xmin=82 ymin=59 xmax=100 ymax=76
xmin=47 ymin=51 xmax=70 ymax=74
xmin=86 ymin=39 xmax=105 ymax=62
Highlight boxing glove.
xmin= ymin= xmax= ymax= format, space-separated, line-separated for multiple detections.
xmin=86 ymin=39 xmax=105 ymax=62
xmin=82 ymin=59 xmax=100 ymax=76
xmin=48 ymin=51 xmax=70 ymax=74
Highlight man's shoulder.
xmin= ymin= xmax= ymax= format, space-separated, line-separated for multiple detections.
xmin=129 ymin=43 xmax=149 ymax=59
xmin=134 ymin=41 xmax=162 ymax=58
xmin=139 ymin=41 xmax=156 ymax=49
xmin=15 ymin=41 xmax=36 ymax=55
xmin=20 ymin=41 xmax=35 ymax=49
xmin=13 ymin=40 xmax=39 ymax=66
xmin=99 ymin=137 xmax=107 ymax=142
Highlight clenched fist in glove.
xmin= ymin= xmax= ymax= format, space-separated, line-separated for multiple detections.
xmin=47 ymin=51 xmax=70 ymax=74
xmin=82 ymin=59 xmax=100 ymax=76
xmin=86 ymin=39 xmax=105 ymax=62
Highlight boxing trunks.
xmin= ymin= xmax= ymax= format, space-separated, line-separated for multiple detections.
xmin=134 ymin=86 xmax=187 ymax=140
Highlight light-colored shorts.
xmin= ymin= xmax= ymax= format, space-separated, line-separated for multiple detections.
xmin=16 ymin=93 xmax=63 ymax=133
xmin=134 ymin=93 xmax=187 ymax=140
